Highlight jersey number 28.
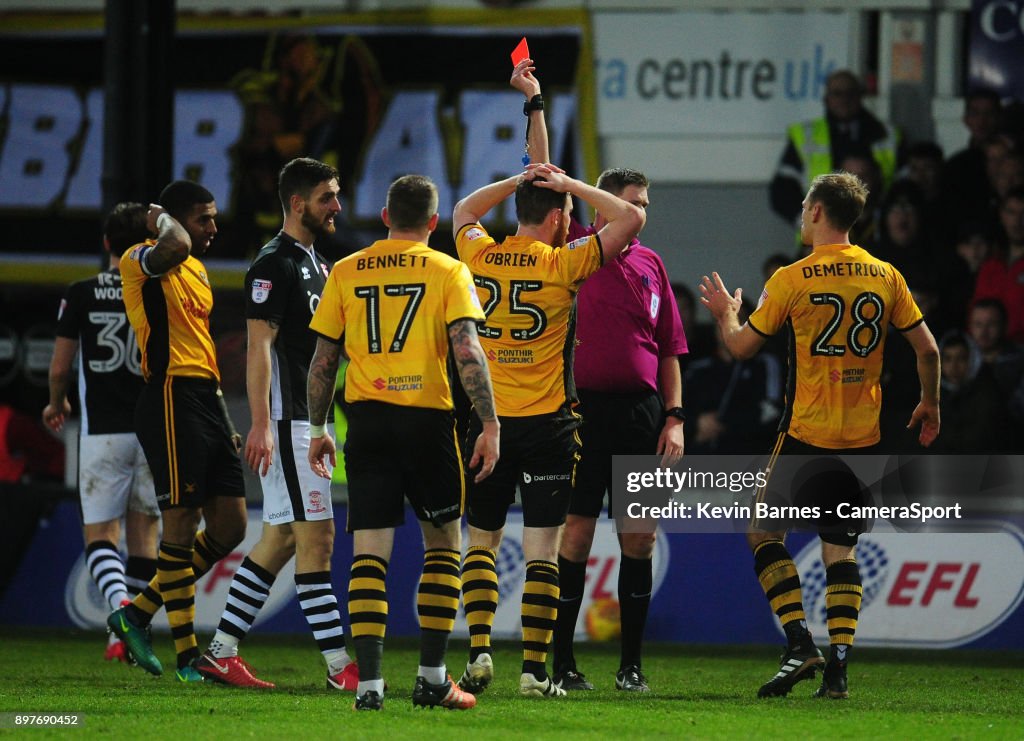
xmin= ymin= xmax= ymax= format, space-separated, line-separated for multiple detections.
xmin=809 ymin=291 xmax=884 ymax=358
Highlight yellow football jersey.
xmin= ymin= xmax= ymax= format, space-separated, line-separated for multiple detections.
xmin=455 ymin=223 xmax=603 ymax=416
xmin=747 ymin=244 xmax=922 ymax=448
xmin=120 ymin=241 xmax=220 ymax=382
xmin=311 ymin=239 xmax=485 ymax=410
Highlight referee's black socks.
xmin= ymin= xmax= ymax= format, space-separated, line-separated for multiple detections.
xmin=618 ymin=554 xmax=652 ymax=670
xmin=552 ymin=555 xmax=586 ymax=671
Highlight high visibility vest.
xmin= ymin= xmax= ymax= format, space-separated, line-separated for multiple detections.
xmin=788 ymin=118 xmax=899 ymax=188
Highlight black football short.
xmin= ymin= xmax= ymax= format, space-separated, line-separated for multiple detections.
xmin=464 ymin=405 xmax=581 ymax=531
xmin=751 ymin=433 xmax=878 ymax=546
xmin=343 ymin=401 xmax=464 ymax=532
xmin=135 ymin=376 xmax=245 ymax=511
xmin=570 ymin=389 xmax=662 ymax=519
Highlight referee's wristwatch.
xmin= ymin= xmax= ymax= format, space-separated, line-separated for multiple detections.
xmin=663 ymin=406 xmax=686 ymax=424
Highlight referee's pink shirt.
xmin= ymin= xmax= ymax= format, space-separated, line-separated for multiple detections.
xmin=569 ymin=221 xmax=688 ymax=394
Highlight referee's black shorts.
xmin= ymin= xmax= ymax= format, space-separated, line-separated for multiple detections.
xmin=344 ymin=401 xmax=464 ymax=532
xmin=464 ymin=405 xmax=581 ymax=531
xmin=135 ymin=375 xmax=245 ymax=511
xmin=570 ymin=389 xmax=662 ymax=519
xmin=751 ymin=433 xmax=878 ymax=546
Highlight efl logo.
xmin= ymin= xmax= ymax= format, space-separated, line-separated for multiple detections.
xmin=792 ymin=528 xmax=1024 ymax=648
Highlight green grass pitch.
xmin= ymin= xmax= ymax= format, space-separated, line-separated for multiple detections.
xmin=3 ymin=628 xmax=1022 ymax=739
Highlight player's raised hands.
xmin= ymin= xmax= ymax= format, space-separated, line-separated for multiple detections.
xmin=528 ymin=165 xmax=573 ymax=191
xmin=699 ymin=272 xmax=743 ymax=321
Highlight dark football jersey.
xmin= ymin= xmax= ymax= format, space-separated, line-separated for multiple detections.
xmin=55 ymin=268 xmax=144 ymax=435
xmin=245 ymin=231 xmax=330 ymax=420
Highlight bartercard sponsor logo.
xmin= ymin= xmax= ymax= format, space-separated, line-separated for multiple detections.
xmin=523 ymin=472 xmax=572 ymax=484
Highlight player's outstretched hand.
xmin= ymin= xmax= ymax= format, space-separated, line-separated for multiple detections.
xmin=469 ymin=424 xmax=500 ymax=483
xmin=699 ymin=272 xmax=743 ymax=321
xmin=308 ymin=433 xmax=336 ymax=480
xmin=907 ymin=401 xmax=940 ymax=447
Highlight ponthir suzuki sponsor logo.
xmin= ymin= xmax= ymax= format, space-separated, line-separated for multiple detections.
xmin=492 ymin=349 xmax=534 ymax=365
xmin=791 ymin=527 xmax=1024 ymax=648
xmin=65 ymin=510 xmax=295 ymax=632
xmin=382 ymin=374 xmax=423 ymax=392
xmin=448 ymin=513 xmax=669 ymax=640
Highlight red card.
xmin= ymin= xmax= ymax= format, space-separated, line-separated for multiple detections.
xmin=511 ymin=37 xmax=530 ymax=66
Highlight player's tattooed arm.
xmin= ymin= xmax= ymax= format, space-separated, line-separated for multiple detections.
xmin=307 ymin=337 xmax=343 ymax=426
xmin=448 ymin=319 xmax=497 ymax=422
xmin=144 ymin=204 xmax=191 ymax=274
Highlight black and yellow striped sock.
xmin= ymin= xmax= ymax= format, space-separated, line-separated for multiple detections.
xmin=753 ymin=539 xmax=810 ymax=644
xmin=418 ymin=548 xmax=461 ymax=668
xmin=192 ymin=530 xmax=230 ymax=577
xmin=349 ymin=554 xmax=388 ymax=682
xmin=522 ymin=560 xmax=559 ymax=679
xmin=127 ymin=530 xmax=229 ymax=627
xmin=461 ymin=547 xmax=498 ymax=663
xmin=825 ymin=558 xmax=862 ymax=649
xmin=157 ymin=541 xmax=198 ymax=669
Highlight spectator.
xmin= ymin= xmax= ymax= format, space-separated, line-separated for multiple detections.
xmin=872 ymin=181 xmax=931 ymax=283
xmin=769 ymin=70 xmax=899 ymax=230
xmin=973 ymin=188 xmax=1024 ymax=342
xmin=930 ymin=331 xmax=1007 ymax=452
xmin=839 ymin=153 xmax=885 ymax=249
xmin=966 ymin=298 xmax=1024 ymax=397
xmin=943 ymin=221 xmax=994 ymax=329
xmin=942 ymin=89 xmax=1003 ymax=225
xmin=901 ymin=140 xmax=949 ymax=245
xmin=684 ymin=300 xmax=783 ymax=454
